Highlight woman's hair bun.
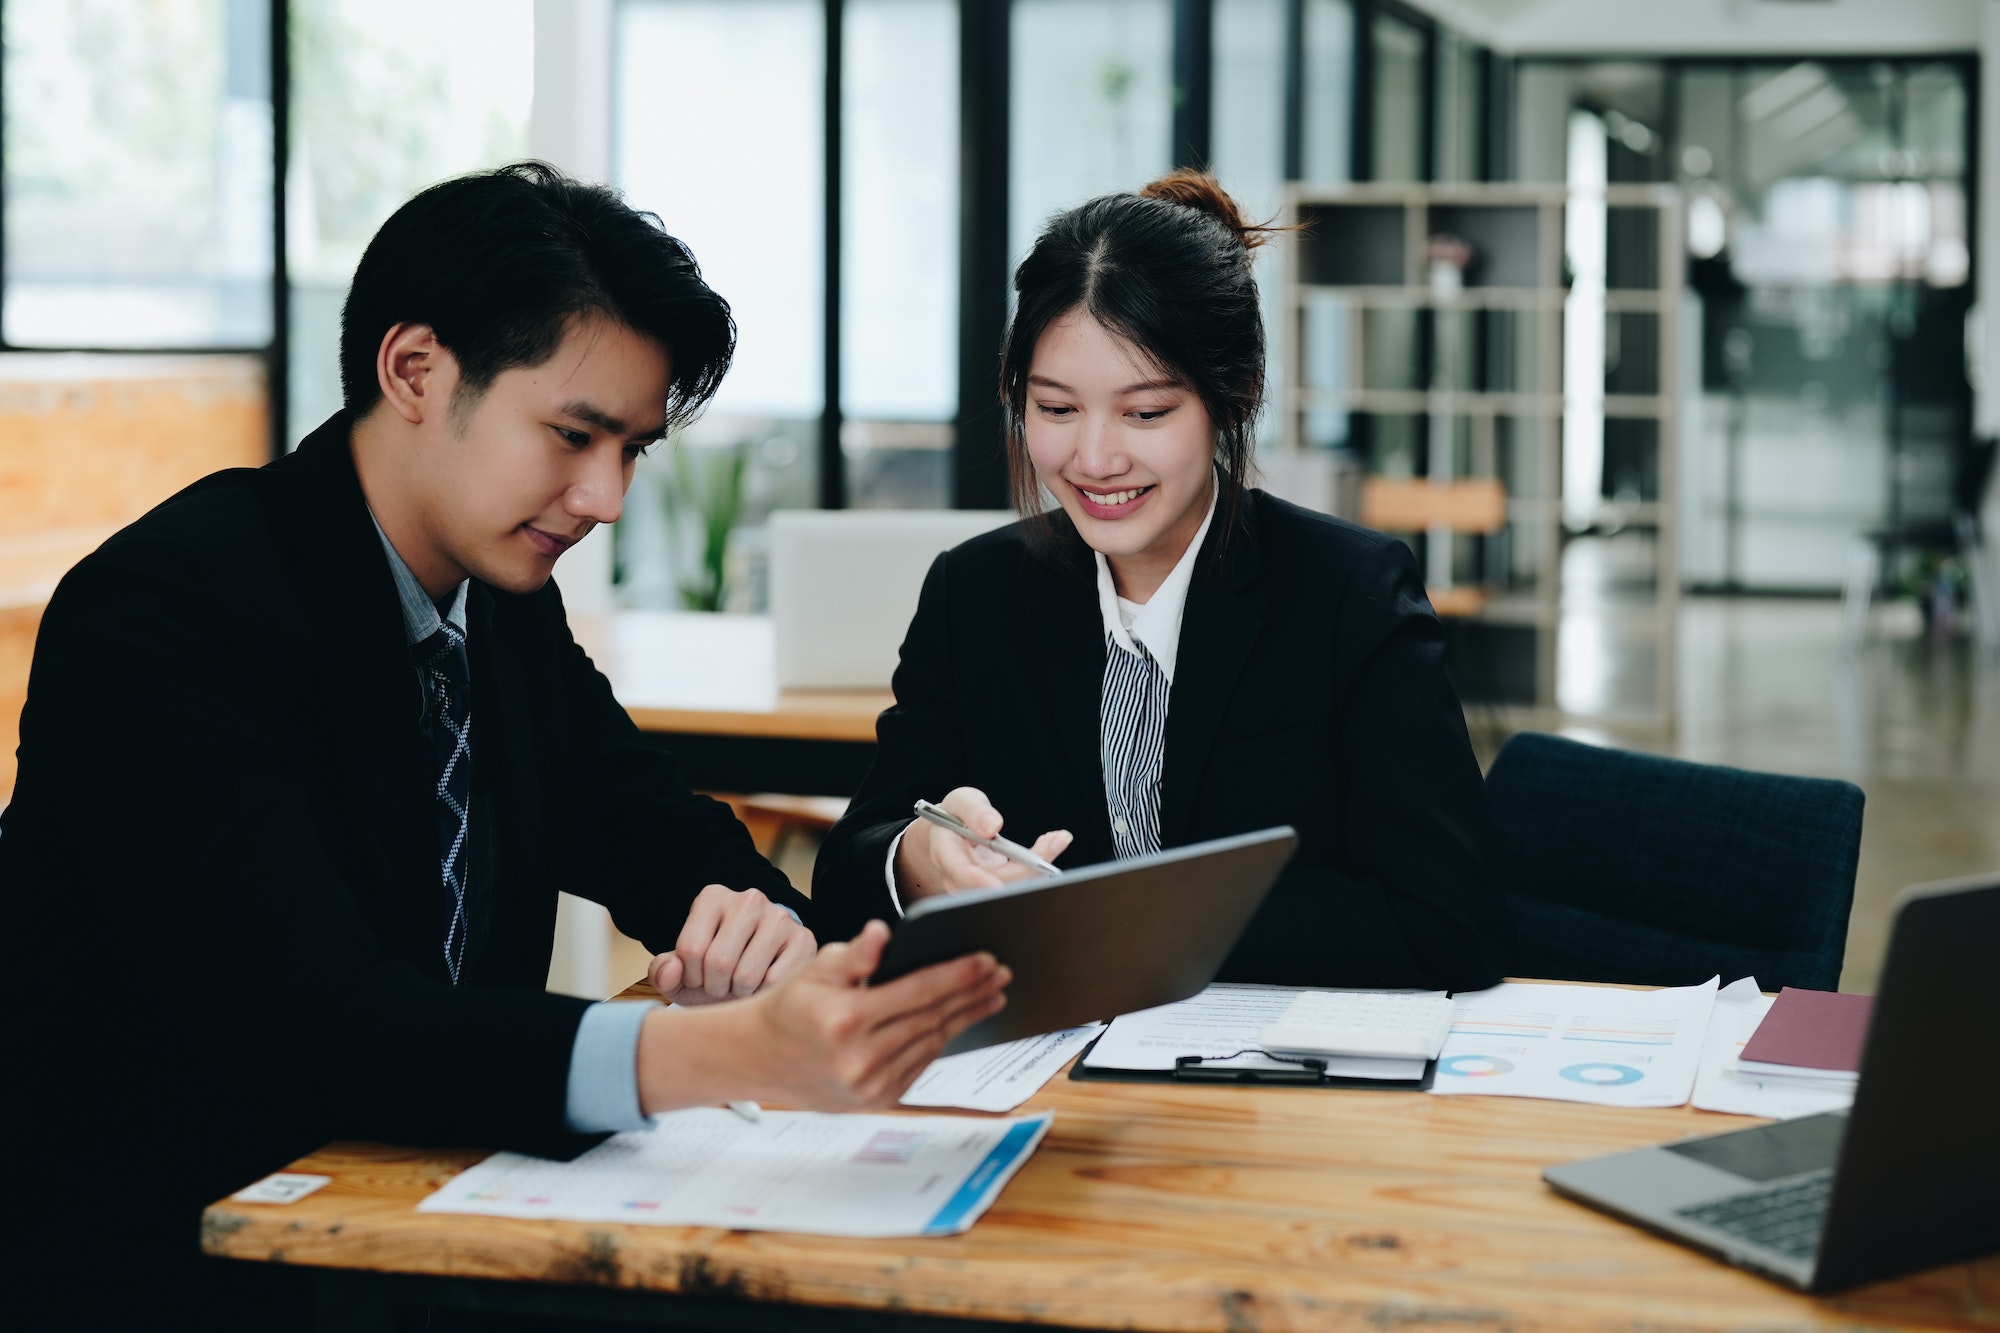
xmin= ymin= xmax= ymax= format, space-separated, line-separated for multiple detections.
xmin=1138 ymin=169 xmax=1276 ymax=250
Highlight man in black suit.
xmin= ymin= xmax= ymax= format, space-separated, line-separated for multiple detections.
xmin=2 ymin=163 xmax=1005 ymax=1327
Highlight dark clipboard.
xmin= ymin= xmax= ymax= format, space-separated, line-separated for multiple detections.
xmin=1066 ymin=1033 xmax=1436 ymax=1091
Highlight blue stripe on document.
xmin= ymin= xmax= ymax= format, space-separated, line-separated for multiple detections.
xmin=921 ymin=1114 xmax=1051 ymax=1236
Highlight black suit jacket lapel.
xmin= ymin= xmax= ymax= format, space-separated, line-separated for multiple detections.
xmin=1160 ymin=500 xmax=1270 ymax=846
xmin=1020 ymin=536 xmax=1113 ymax=839
xmin=256 ymin=414 xmax=441 ymax=971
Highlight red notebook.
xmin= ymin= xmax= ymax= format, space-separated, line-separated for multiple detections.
xmin=1739 ymin=987 xmax=1875 ymax=1073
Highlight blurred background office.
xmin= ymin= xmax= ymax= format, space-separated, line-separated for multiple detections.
xmin=3 ymin=0 xmax=1996 ymax=995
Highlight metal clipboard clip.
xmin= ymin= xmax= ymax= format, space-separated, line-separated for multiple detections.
xmin=1171 ymin=1050 xmax=1328 ymax=1085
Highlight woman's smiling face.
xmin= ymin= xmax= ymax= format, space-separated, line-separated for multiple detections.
xmin=1024 ymin=309 xmax=1216 ymax=600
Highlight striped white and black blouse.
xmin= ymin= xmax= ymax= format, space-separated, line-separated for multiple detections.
xmin=1091 ymin=491 xmax=1217 ymax=860
xmin=884 ymin=490 xmax=1218 ymax=899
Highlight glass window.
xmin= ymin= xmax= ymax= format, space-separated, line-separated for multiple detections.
xmin=1297 ymin=1 xmax=1354 ymax=452
xmin=1213 ymin=0 xmax=1287 ymax=449
xmin=288 ymin=0 xmax=533 ymax=442
xmin=1300 ymin=0 xmax=1352 ymax=184
xmin=615 ymin=0 xmax=824 ymax=607
xmin=842 ymin=0 xmax=958 ymax=508
xmin=3 ymin=0 xmax=273 ymax=348
xmin=1435 ymin=30 xmax=1484 ymax=183
xmin=1009 ymin=0 xmax=1174 ymax=266
xmin=1369 ymin=10 xmax=1426 ymax=183
xmin=617 ymin=0 xmax=824 ymax=424
xmin=1213 ymin=0 xmax=1286 ymax=209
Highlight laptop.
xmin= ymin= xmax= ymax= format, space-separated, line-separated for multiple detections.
xmin=871 ymin=827 xmax=1297 ymax=1056
xmin=1544 ymin=874 xmax=2000 ymax=1292
xmin=769 ymin=509 xmax=1015 ymax=689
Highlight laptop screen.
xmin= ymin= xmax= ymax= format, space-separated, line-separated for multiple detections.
xmin=1664 ymin=1113 xmax=1846 ymax=1182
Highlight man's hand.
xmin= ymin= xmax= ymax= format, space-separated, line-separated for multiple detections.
xmin=894 ymin=786 xmax=1071 ymax=905
xmin=648 ymin=883 xmax=816 ymax=1006
xmin=636 ymin=921 xmax=1010 ymax=1114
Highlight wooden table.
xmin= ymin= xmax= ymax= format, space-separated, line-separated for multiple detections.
xmin=571 ymin=611 xmax=893 ymax=795
xmin=203 ymin=1014 xmax=2000 ymax=1332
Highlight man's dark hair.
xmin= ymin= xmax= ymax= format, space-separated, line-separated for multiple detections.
xmin=339 ymin=160 xmax=734 ymax=430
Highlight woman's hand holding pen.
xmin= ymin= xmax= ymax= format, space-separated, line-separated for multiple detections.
xmin=894 ymin=786 xmax=1072 ymax=904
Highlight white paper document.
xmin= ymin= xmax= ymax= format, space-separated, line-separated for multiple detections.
xmin=230 ymin=1172 xmax=330 ymax=1205
xmin=418 ymin=1107 xmax=1051 ymax=1237
xmin=1083 ymin=983 xmax=1429 ymax=1080
xmin=1692 ymin=977 xmax=1857 ymax=1119
xmin=900 ymin=1025 xmax=1101 ymax=1112
xmin=1732 ymin=1058 xmax=1856 ymax=1086
xmin=1429 ymin=978 xmax=1719 ymax=1107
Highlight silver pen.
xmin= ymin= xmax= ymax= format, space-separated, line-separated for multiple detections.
xmin=913 ymin=799 xmax=1063 ymax=877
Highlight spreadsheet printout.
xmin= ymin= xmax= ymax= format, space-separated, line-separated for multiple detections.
xmin=419 ymin=1108 xmax=1051 ymax=1237
xmin=901 ymin=1025 xmax=1101 ymax=1111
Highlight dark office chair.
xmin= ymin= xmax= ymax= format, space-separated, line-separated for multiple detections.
xmin=1841 ymin=435 xmax=1999 ymax=655
xmin=1486 ymin=733 xmax=1864 ymax=992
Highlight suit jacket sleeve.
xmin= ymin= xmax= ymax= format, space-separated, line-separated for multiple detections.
xmin=1215 ymin=537 xmax=1512 ymax=991
xmin=811 ymin=551 xmax=960 ymax=943
xmin=527 ymin=582 xmax=814 ymax=948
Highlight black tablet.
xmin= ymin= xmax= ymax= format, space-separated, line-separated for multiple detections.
xmin=870 ymin=826 xmax=1297 ymax=1056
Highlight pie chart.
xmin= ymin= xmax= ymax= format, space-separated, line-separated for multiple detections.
xmin=1559 ymin=1062 xmax=1643 ymax=1086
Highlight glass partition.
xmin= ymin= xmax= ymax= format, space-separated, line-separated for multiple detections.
xmin=616 ymin=0 xmax=826 ymax=606
xmin=1368 ymin=8 xmax=1426 ymax=183
xmin=288 ymin=0 xmax=532 ymax=442
xmin=4 ymin=0 xmax=273 ymax=348
xmin=1009 ymin=0 xmax=1174 ymax=265
xmin=1301 ymin=0 xmax=1353 ymax=184
xmin=842 ymin=0 xmax=959 ymax=508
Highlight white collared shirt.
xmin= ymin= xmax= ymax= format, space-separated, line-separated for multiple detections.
xmin=886 ymin=483 xmax=1220 ymax=898
xmin=1092 ymin=485 xmax=1217 ymax=686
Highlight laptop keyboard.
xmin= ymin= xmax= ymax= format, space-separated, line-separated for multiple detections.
xmin=1674 ymin=1173 xmax=1831 ymax=1260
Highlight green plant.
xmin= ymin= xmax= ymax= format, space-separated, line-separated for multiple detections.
xmin=661 ymin=439 xmax=748 ymax=612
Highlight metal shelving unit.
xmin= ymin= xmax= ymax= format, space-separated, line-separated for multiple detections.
xmin=1279 ymin=181 xmax=1683 ymax=729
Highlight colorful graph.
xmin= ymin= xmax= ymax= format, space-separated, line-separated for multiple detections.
xmin=1559 ymin=1062 xmax=1644 ymax=1086
xmin=1438 ymin=1054 xmax=1516 ymax=1078
xmin=853 ymin=1128 xmax=923 ymax=1164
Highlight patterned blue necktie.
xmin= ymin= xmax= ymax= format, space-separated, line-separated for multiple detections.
xmin=416 ymin=621 xmax=473 ymax=983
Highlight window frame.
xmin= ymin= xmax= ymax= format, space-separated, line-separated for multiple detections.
xmin=0 ymin=0 xmax=292 ymax=458
xmin=0 ymin=0 xmax=1484 ymax=493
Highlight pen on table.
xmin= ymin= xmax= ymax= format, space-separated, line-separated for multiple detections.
xmin=913 ymin=799 xmax=1063 ymax=877
xmin=728 ymin=1100 xmax=763 ymax=1123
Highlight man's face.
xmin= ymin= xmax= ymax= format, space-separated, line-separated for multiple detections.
xmin=409 ymin=315 xmax=671 ymax=595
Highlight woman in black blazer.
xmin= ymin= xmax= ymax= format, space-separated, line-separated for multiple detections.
xmin=814 ymin=172 xmax=1512 ymax=991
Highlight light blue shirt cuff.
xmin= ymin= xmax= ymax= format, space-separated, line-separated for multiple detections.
xmin=564 ymin=1000 xmax=655 ymax=1134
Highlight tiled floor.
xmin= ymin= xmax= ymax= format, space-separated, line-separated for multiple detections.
xmin=1551 ymin=594 xmax=2000 ymax=993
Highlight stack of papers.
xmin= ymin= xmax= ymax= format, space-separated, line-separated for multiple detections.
xmin=1084 ymin=984 xmax=1429 ymax=1080
xmin=1693 ymin=979 xmax=1856 ymax=1118
xmin=899 ymin=1025 xmax=1101 ymax=1112
xmin=1731 ymin=986 xmax=1872 ymax=1091
xmin=1429 ymin=978 xmax=1719 ymax=1107
xmin=420 ymin=1107 xmax=1051 ymax=1237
